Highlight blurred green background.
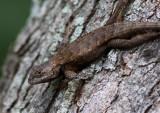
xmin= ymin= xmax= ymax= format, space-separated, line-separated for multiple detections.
xmin=0 ymin=0 xmax=30 ymax=76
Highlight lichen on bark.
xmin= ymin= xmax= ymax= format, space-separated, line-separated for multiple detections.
xmin=0 ymin=0 xmax=160 ymax=113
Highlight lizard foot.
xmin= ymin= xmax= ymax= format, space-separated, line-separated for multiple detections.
xmin=64 ymin=70 xmax=77 ymax=79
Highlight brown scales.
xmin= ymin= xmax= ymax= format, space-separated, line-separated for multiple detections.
xmin=28 ymin=0 xmax=160 ymax=85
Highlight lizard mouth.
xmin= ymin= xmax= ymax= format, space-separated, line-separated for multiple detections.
xmin=28 ymin=68 xmax=59 ymax=85
xmin=28 ymin=64 xmax=60 ymax=85
xmin=28 ymin=74 xmax=55 ymax=85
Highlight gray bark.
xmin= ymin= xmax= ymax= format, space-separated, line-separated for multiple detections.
xmin=0 ymin=0 xmax=160 ymax=113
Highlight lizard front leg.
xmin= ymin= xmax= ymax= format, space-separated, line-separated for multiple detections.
xmin=64 ymin=66 xmax=93 ymax=80
xmin=63 ymin=64 xmax=80 ymax=79
xmin=106 ymin=32 xmax=160 ymax=49
xmin=63 ymin=63 xmax=93 ymax=79
xmin=64 ymin=70 xmax=77 ymax=79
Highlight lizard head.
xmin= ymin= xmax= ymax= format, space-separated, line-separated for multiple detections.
xmin=28 ymin=61 xmax=60 ymax=85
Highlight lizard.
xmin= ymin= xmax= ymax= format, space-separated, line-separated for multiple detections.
xmin=28 ymin=22 xmax=160 ymax=84
xmin=28 ymin=0 xmax=160 ymax=85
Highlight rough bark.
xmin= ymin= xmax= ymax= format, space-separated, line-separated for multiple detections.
xmin=0 ymin=0 xmax=160 ymax=113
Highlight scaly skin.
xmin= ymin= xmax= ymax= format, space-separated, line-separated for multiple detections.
xmin=28 ymin=0 xmax=132 ymax=84
xmin=28 ymin=22 xmax=160 ymax=84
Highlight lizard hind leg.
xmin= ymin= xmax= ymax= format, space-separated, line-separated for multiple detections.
xmin=106 ymin=0 xmax=134 ymax=25
xmin=106 ymin=32 xmax=160 ymax=49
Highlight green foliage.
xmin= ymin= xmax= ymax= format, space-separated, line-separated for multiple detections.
xmin=0 ymin=0 xmax=30 ymax=76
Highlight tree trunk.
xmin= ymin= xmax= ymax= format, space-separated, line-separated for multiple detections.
xmin=0 ymin=0 xmax=160 ymax=113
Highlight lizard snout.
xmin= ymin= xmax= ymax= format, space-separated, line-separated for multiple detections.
xmin=28 ymin=61 xmax=60 ymax=85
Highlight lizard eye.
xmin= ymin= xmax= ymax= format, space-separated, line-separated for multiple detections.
xmin=30 ymin=65 xmax=43 ymax=77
